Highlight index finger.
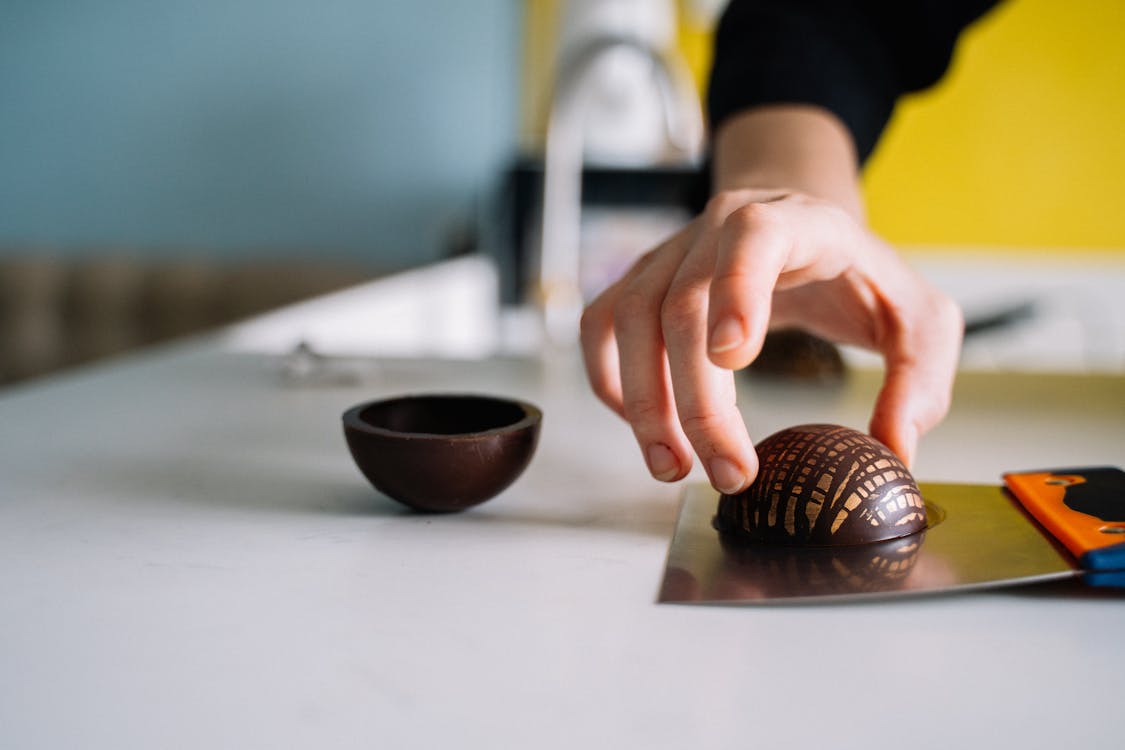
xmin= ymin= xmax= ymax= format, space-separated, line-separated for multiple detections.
xmin=706 ymin=198 xmax=854 ymax=371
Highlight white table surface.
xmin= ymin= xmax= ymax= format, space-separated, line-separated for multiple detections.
xmin=1 ymin=332 xmax=1123 ymax=749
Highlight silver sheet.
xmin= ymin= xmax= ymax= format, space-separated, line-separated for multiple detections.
xmin=658 ymin=482 xmax=1079 ymax=605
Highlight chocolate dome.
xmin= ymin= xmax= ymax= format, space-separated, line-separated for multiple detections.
xmin=716 ymin=424 xmax=926 ymax=546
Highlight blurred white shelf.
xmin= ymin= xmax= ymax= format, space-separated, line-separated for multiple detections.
xmin=221 ymin=255 xmax=501 ymax=359
xmin=222 ymin=247 xmax=1125 ymax=376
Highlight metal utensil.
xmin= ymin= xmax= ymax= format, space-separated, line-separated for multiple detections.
xmin=659 ymin=468 xmax=1124 ymax=605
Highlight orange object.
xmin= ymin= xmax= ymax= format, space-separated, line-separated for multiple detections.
xmin=1003 ymin=468 xmax=1125 ymax=566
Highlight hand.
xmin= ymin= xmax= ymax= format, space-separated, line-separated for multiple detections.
xmin=579 ymin=188 xmax=963 ymax=494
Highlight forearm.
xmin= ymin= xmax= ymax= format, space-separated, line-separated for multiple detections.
xmin=711 ymin=105 xmax=866 ymax=221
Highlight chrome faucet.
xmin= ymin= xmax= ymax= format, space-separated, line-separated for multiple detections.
xmin=535 ymin=32 xmax=704 ymax=346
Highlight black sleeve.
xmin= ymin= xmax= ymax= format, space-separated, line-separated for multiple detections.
xmin=707 ymin=0 xmax=1002 ymax=164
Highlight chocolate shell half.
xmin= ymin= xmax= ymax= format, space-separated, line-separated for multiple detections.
xmin=716 ymin=424 xmax=926 ymax=546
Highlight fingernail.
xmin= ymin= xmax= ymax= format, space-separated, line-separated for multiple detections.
xmin=709 ymin=316 xmax=744 ymax=354
xmin=709 ymin=457 xmax=747 ymax=495
xmin=646 ymin=443 xmax=680 ymax=481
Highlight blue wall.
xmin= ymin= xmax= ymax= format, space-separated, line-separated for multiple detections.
xmin=0 ymin=0 xmax=520 ymax=266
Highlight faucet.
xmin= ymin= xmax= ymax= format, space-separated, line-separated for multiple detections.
xmin=535 ymin=32 xmax=704 ymax=346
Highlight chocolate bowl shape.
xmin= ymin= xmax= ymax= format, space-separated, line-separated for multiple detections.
xmin=715 ymin=424 xmax=927 ymax=546
xmin=343 ymin=394 xmax=542 ymax=512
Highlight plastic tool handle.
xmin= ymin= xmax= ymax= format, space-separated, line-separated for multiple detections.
xmin=1003 ymin=467 xmax=1125 ymax=577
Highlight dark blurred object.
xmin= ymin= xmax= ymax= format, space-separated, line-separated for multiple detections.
xmin=0 ymin=257 xmax=68 ymax=384
xmin=746 ymin=328 xmax=847 ymax=382
xmin=501 ymin=157 xmax=704 ymax=303
xmin=963 ymin=299 xmax=1038 ymax=337
xmin=0 ymin=253 xmax=381 ymax=388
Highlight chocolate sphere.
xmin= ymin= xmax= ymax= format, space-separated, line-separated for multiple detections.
xmin=715 ymin=424 xmax=926 ymax=546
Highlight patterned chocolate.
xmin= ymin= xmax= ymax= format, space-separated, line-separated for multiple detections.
xmin=715 ymin=424 xmax=927 ymax=546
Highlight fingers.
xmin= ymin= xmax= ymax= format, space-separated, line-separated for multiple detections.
xmin=706 ymin=197 xmax=855 ymax=370
xmin=869 ymin=287 xmax=964 ymax=467
xmin=581 ymin=187 xmax=963 ymax=490
xmin=581 ymin=232 xmax=699 ymax=483
xmin=699 ymin=198 xmax=961 ymax=469
xmin=581 ymin=192 xmax=843 ymax=492
xmin=659 ymin=203 xmax=759 ymax=493
xmin=613 ymin=241 xmax=696 ymax=482
xmin=704 ymin=201 xmax=792 ymax=371
xmin=580 ymin=239 xmax=686 ymax=418
xmin=579 ymin=279 xmax=626 ymax=419
xmin=581 ymin=205 xmax=760 ymax=491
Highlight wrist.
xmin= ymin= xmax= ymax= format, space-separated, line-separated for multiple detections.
xmin=712 ymin=105 xmax=866 ymax=222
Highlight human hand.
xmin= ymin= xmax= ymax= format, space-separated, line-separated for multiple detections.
xmin=579 ymin=188 xmax=963 ymax=494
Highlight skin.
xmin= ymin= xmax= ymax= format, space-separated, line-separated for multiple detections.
xmin=579 ymin=105 xmax=964 ymax=494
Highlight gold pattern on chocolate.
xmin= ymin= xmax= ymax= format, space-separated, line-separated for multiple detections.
xmin=715 ymin=424 xmax=927 ymax=546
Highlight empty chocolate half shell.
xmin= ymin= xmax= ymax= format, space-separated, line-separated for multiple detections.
xmin=715 ymin=424 xmax=926 ymax=546
xmin=343 ymin=393 xmax=542 ymax=513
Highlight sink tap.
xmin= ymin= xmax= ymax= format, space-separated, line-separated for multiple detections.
xmin=535 ymin=31 xmax=703 ymax=346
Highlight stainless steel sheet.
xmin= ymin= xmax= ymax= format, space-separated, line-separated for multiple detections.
xmin=659 ymin=482 xmax=1079 ymax=605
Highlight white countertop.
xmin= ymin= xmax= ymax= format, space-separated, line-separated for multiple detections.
xmin=1 ymin=301 xmax=1123 ymax=748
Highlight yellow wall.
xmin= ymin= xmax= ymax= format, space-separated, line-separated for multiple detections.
xmin=863 ymin=0 xmax=1125 ymax=250
xmin=518 ymin=0 xmax=558 ymax=152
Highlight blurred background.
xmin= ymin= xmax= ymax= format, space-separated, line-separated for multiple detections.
xmin=1 ymin=0 xmax=1123 ymax=386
